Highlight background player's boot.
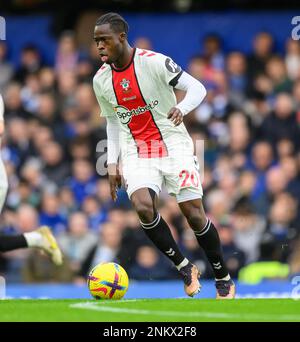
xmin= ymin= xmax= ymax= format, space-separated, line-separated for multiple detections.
xmin=215 ymin=279 xmax=235 ymax=299
xmin=179 ymin=262 xmax=201 ymax=297
xmin=36 ymin=226 xmax=63 ymax=266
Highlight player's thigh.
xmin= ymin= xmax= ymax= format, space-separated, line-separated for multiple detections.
xmin=122 ymin=157 xmax=163 ymax=200
xmin=163 ymin=155 xmax=203 ymax=202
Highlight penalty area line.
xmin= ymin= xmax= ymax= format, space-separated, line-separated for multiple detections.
xmin=69 ymin=302 xmax=300 ymax=321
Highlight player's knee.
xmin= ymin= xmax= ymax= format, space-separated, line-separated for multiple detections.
xmin=133 ymin=200 xmax=155 ymax=224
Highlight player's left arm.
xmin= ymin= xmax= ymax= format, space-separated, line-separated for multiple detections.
xmin=153 ymin=55 xmax=207 ymax=126
xmin=168 ymin=71 xmax=207 ymax=126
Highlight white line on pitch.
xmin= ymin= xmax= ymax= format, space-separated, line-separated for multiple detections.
xmin=70 ymin=302 xmax=300 ymax=321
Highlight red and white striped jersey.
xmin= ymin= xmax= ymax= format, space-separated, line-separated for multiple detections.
xmin=93 ymin=47 xmax=194 ymax=159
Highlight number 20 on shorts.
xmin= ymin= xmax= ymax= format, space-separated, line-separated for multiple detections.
xmin=179 ymin=169 xmax=200 ymax=188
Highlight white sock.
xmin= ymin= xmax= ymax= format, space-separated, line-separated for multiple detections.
xmin=215 ymin=274 xmax=231 ymax=281
xmin=176 ymin=258 xmax=189 ymax=271
xmin=24 ymin=232 xmax=43 ymax=248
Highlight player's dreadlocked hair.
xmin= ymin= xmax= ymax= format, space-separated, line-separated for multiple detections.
xmin=95 ymin=13 xmax=129 ymax=35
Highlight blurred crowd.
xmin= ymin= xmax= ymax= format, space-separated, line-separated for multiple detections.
xmin=0 ymin=28 xmax=300 ymax=284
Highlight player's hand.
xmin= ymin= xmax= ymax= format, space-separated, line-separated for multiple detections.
xmin=167 ymin=107 xmax=183 ymax=126
xmin=108 ymin=163 xmax=122 ymax=202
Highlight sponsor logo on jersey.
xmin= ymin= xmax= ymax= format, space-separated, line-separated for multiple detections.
xmin=114 ymin=100 xmax=159 ymax=125
xmin=122 ymin=95 xmax=137 ymax=102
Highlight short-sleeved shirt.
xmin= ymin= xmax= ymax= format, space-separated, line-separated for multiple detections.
xmin=93 ymin=48 xmax=193 ymax=159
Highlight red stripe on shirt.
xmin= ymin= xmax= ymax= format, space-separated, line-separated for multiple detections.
xmin=112 ymin=62 xmax=168 ymax=158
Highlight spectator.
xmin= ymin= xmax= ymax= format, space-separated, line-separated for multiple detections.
xmin=39 ymin=191 xmax=67 ymax=234
xmin=39 ymin=67 xmax=56 ymax=93
xmin=285 ymin=38 xmax=300 ymax=81
xmin=78 ymin=222 xmax=122 ymax=279
xmin=276 ymin=138 xmax=295 ymax=159
xmin=267 ymin=193 xmax=298 ymax=249
xmin=21 ymin=73 xmax=41 ymax=113
xmin=129 ymin=245 xmax=177 ymax=280
xmin=260 ymin=93 xmax=300 ymax=150
xmin=14 ymin=45 xmax=42 ymax=83
xmin=247 ymin=141 xmax=274 ymax=208
xmin=266 ymin=166 xmax=288 ymax=198
xmin=20 ymin=158 xmax=44 ymax=192
xmin=59 ymin=186 xmax=78 ymax=217
xmin=3 ymin=82 xmax=33 ymax=120
xmin=231 ymin=197 xmax=266 ymax=264
xmin=68 ymin=159 xmax=97 ymax=205
xmin=82 ymin=195 xmax=107 ymax=232
xmin=247 ymin=32 xmax=274 ymax=82
xmin=39 ymin=140 xmax=70 ymax=186
xmin=202 ymin=33 xmax=225 ymax=70
xmin=266 ymin=56 xmax=293 ymax=94
xmin=218 ymin=223 xmax=246 ymax=278
xmin=55 ymin=31 xmax=79 ymax=74
xmin=280 ymin=156 xmax=300 ymax=200
xmin=226 ymin=52 xmax=248 ymax=109
xmin=205 ymin=189 xmax=231 ymax=224
xmin=58 ymin=212 xmax=96 ymax=275
xmin=6 ymin=118 xmax=32 ymax=169
xmin=226 ymin=112 xmax=251 ymax=165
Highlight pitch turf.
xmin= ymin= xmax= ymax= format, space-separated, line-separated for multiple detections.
xmin=0 ymin=299 xmax=299 ymax=322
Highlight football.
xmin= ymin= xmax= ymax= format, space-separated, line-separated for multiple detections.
xmin=87 ymin=262 xmax=129 ymax=300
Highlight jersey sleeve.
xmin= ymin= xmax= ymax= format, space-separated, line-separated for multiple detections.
xmin=93 ymin=77 xmax=115 ymax=117
xmin=154 ymin=53 xmax=183 ymax=87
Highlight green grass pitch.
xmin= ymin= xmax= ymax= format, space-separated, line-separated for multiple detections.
xmin=0 ymin=299 xmax=299 ymax=322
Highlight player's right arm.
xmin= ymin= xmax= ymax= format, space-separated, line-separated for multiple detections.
xmin=93 ymin=77 xmax=121 ymax=201
xmin=106 ymin=115 xmax=122 ymax=202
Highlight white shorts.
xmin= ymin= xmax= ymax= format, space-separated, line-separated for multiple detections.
xmin=121 ymin=152 xmax=203 ymax=203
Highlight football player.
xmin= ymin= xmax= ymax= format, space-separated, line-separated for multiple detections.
xmin=93 ymin=13 xmax=235 ymax=298
xmin=0 ymin=94 xmax=62 ymax=266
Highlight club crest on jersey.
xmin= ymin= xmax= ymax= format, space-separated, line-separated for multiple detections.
xmin=120 ymin=78 xmax=131 ymax=93
xmin=114 ymin=100 xmax=159 ymax=125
